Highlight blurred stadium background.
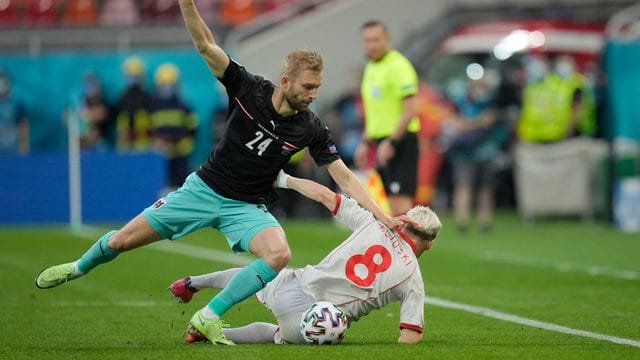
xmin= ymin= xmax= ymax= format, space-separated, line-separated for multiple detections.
xmin=1 ymin=0 xmax=639 ymax=358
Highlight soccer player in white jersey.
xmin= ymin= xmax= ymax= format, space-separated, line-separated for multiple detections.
xmin=169 ymin=171 xmax=442 ymax=344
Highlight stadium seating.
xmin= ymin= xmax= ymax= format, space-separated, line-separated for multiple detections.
xmin=0 ymin=0 xmax=304 ymax=28
xmin=62 ymin=0 xmax=99 ymax=25
xmin=0 ymin=0 xmax=19 ymax=26
xmin=193 ymin=0 xmax=218 ymax=23
xmin=219 ymin=0 xmax=259 ymax=25
xmin=100 ymin=0 xmax=140 ymax=26
xmin=24 ymin=0 xmax=59 ymax=26
xmin=141 ymin=0 xmax=180 ymax=23
xmin=262 ymin=0 xmax=295 ymax=13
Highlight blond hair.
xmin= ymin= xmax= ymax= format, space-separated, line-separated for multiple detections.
xmin=405 ymin=206 xmax=442 ymax=241
xmin=281 ymin=49 xmax=324 ymax=77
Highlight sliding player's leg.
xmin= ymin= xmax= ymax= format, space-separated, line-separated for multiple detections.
xmin=168 ymin=268 xmax=242 ymax=303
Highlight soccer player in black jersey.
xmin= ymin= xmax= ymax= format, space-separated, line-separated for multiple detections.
xmin=35 ymin=0 xmax=410 ymax=345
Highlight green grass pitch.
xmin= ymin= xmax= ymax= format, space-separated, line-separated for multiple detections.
xmin=1 ymin=213 xmax=639 ymax=359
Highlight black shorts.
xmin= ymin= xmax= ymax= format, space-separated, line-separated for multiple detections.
xmin=374 ymin=132 xmax=418 ymax=196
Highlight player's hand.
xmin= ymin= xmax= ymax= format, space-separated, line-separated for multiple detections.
xmin=394 ymin=214 xmax=420 ymax=228
xmin=377 ymin=139 xmax=395 ymax=168
xmin=383 ymin=215 xmax=423 ymax=231
xmin=383 ymin=214 xmax=415 ymax=229
xmin=381 ymin=216 xmax=403 ymax=229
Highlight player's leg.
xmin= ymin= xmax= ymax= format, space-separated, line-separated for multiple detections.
xmin=222 ymin=322 xmax=280 ymax=343
xmin=36 ymin=172 xmax=217 ymax=290
xmin=169 ymin=268 xmax=242 ymax=303
xmin=388 ymin=194 xmax=414 ymax=217
xmin=477 ymin=161 xmax=496 ymax=232
xmin=203 ymin=226 xmax=288 ymax=316
xmin=383 ymin=132 xmax=418 ymax=216
xmin=185 ymin=322 xmax=281 ymax=344
xmin=254 ymin=269 xmax=314 ymax=344
xmin=452 ymin=160 xmax=474 ymax=232
xmin=35 ymin=214 xmax=162 ymax=289
xmin=277 ymin=312 xmax=307 ymax=344
xmin=188 ymin=202 xmax=286 ymax=345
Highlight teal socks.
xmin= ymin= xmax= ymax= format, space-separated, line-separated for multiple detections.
xmin=76 ymin=230 xmax=119 ymax=274
xmin=207 ymin=258 xmax=278 ymax=316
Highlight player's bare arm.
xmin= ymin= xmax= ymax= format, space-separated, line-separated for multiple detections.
xmin=277 ymin=170 xmax=337 ymax=211
xmin=325 ymin=159 xmax=401 ymax=228
xmin=179 ymin=0 xmax=229 ymax=78
xmin=398 ymin=328 xmax=423 ymax=344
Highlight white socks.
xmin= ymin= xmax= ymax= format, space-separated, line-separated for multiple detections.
xmin=189 ymin=268 xmax=242 ymax=290
xmin=200 ymin=306 xmax=220 ymax=320
xmin=222 ymin=322 xmax=279 ymax=343
xmin=72 ymin=261 xmax=85 ymax=276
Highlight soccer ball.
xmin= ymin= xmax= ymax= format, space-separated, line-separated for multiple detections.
xmin=299 ymin=301 xmax=349 ymax=345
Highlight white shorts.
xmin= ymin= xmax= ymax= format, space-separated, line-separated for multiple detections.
xmin=256 ymin=269 xmax=316 ymax=344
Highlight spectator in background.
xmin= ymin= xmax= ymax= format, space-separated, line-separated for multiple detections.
xmin=518 ymin=54 xmax=596 ymax=143
xmin=142 ymin=0 xmax=181 ymax=23
xmin=219 ymin=0 xmax=259 ymax=26
xmin=0 ymin=68 xmax=29 ymax=154
xmin=0 ymin=0 xmax=19 ymax=26
xmin=262 ymin=0 xmax=294 ymax=13
xmin=355 ymin=20 xmax=421 ymax=216
xmin=114 ymin=56 xmax=152 ymax=152
xmin=328 ymin=71 xmax=364 ymax=168
xmin=77 ymin=71 xmax=111 ymax=150
xmin=100 ymin=0 xmax=141 ymax=26
xmin=332 ymin=93 xmax=363 ymax=167
xmin=62 ymin=0 xmax=98 ymax=26
xmin=210 ymin=104 xmax=228 ymax=146
xmin=150 ymin=63 xmax=197 ymax=190
xmin=24 ymin=0 xmax=58 ymax=26
xmin=446 ymin=76 xmax=506 ymax=233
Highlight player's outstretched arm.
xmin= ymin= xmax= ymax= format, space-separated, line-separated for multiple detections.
xmin=276 ymin=171 xmax=337 ymax=211
xmin=179 ymin=0 xmax=229 ymax=78
xmin=325 ymin=159 xmax=401 ymax=229
xmin=398 ymin=328 xmax=423 ymax=344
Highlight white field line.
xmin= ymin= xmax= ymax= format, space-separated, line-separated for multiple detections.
xmin=425 ymin=296 xmax=640 ymax=348
xmin=71 ymin=227 xmax=640 ymax=348
xmin=479 ymin=251 xmax=638 ymax=281
xmin=21 ymin=300 xmax=164 ymax=307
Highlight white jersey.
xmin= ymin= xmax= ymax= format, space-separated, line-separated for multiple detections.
xmin=294 ymin=195 xmax=425 ymax=333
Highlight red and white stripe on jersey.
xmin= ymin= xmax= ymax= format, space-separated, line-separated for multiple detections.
xmin=331 ymin=193 xmax=342 ymax=216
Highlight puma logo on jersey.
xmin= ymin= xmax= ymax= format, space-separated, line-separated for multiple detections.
xmin=270 ymin=120 xmax=276 ymax=129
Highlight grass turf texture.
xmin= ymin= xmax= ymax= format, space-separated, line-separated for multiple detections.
xmin=1 ymin=213 xmax=639 ymax=359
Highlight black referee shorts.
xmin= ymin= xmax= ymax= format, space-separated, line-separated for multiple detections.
xmin=374 ymin=132 xmax=418 ymax=196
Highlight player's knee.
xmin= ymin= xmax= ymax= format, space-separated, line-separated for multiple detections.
xmin=264 ymin=246 xmax=291 ymax=271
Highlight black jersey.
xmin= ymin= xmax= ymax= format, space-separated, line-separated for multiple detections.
xmin=196 ymin=59 xmax=340 ymax=204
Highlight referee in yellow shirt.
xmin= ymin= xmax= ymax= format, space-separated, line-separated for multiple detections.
xmin=355 ymin=20 xmax=421 ymax=216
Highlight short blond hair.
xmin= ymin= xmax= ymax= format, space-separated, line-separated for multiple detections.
xmin=281 ymin=49 xmax=324 ymax=77
xmin=405 ymin=206 xmax=442 ymax=241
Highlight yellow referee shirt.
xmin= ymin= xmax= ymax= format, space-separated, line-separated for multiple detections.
xmin=361 ymin=49 xmax=420 ymax=139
